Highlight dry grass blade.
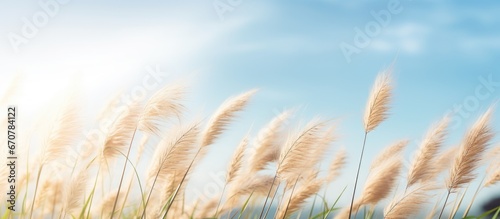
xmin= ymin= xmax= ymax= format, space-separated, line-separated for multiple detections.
xmin=447 ymin=108 xmax=495 ymax=192
xmin=370 ymin=140 xmax=408 ymax=171
xmin=278 ymin=118 xmax=327 ymax=184
xmin=227 ymin=136 xmax=248 ymax=184
xmin=363 ymin=69 xmax=393 ymax=132
xmin=327 ymin=148 xmax=347 ymax=183
xmin=249 ymin=110 xmax=292 ymax=174
xmin=407 ymin=117 xmax=449 ymax=186
xmin=200 ymin=89 xmax=257 ymax=147
xmin=101 ymin=103 xmax=141 ymax=163
xmin=63 ymin=169 xmax=88 ymax=215
xmin=384 ymin=184 xmax=434 ymax=219
xmin=138 ymin=84 xmax=185 ymax=135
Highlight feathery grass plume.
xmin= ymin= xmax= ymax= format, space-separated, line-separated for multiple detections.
xmin=100 ymin=190 xmax=125 ymax=218
xmin=407 ymin=117 xmax=449 ymax=187
xmin=97 ymin=91 xmax=123 ymax=123
xmin=39 ymin=100 xmax=81 ymax=166
xmin=335 ymin=201 xmax=362 ymax=219
xmin=198 ymin=196 xmax=220 ymax=218
xmin=363 ymin=68 xmax=393 ymax=133
xmin=45 ymin=178 xmax=63 ymax=216
xmin=108 ymin=86 xmax=171 ymax=217
xmin=100 ymin=102 xmax=141 ymax=164
xmin=439 ymin=107 xmax=495 ymax=219
xmin=161 ymin=89 xmax=256 ymax=217
xmin=340 ymin=157 xmax=403 ymax=218
xmin=310 ymin=125 xmax=337 ymax=167
xmin=135 ymin=134 xmax=151 ymax=163
xmin=276 ymin=172 xmax=324 ymax=219
xmin=138 ymin=84 xmax=185 ymax=135
xmin=426 ymin=146 xmax=459 ymax=181
xmin=327 ymin=148 xmax=347 ymax=183
xmin=446 ymin=108 xmax=494 ymax=191
xmin=34 ymin=176 xmax=54 ymax=209
xmin=63 ymin=169 xmax=88 ymax=216
xmin=350 ymin=68 xmax=393 ymax=218
xmin=249 ymin=110 xmax=292 ymax=174
xmin=142 ymin=123 xmax=199 ymax=216
xmin=223 ymin=175 xmax=278 ymax=211
xmin=214 ymin=135 xmax=249 ymax=216
xmin=201 ymin=89 xmax=257 ymax=148
xmin=484 ymin=152 xmax=500 ymax=187
xmin=384 ymin=184 xmax=434 ymax=219
xmin=369 ymin=140 xmax=408 ymax=171
xmin=277 ymin=118 xmax=328 ymax=184
xmin=361 ymin=158 xmax=402 ymax=205
xmin=226 ymin=136 xmax=248 ymax=184
xmin=146 ymin=122 xmax=199 ymax=184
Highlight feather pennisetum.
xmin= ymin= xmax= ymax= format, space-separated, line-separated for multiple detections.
xmin=197 ymin=196 xmax=219 ymax=218
xmin=335 ymin=201 xmax=362 ymax=219
xmin=369 ymin=140 xmax=408 ymax=171
xmin=200 ymin=89 xmax=257 ymax=147
xmin=340 ymin=158 xmax=402 ymax=218
xmin=224 ymin=175 xmax=278 ymax=211
xmin=249 ymin=110 xmax=292 ymax=174
xmin=100 ymin=103 xmax=141 ymax=165
xmin=363 ymin=69 xmax=393 ymax=133
xmin=327 ymin=148 xmax=347 ymax=183
xmin=407 ymin=116 xmax=449 ymax=186
xmin=146 ymin=122 xmax=200 ymax=184
xmin=63 ymin=169 xmax=88 ymax=215
xmin=39 ymin=100 xmax=81 ymax=165
xmin=361 ymin=158 xmax=402 ymax=205
xmin=100 ymin=190 xmax=125 ymax=218
xmin=138 ymin=84 xmax=185 ymax=135
xmin=276 ymin=172 xmax=323 ymax=219
xmin=446 ymin=108 xmax=495 ymax=192
xmin=384 ymin=183 xmax=434 ymax=219
xmin=226 ymin=136 xmax=248 ymax=184
xmin=484 ymin=147 xmax=500 ymax=187
xmin=277 ymin=118 xmax=327 ymax=184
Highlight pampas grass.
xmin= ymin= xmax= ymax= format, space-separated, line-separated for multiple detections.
xmin=249 ymin=110 xmax=291 ymax=174
xmin=407 ymin=116 xmax=449 ymax=187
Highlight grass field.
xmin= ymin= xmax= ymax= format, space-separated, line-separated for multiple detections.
xmin=1 ymin=68 xmax=499 ymax=219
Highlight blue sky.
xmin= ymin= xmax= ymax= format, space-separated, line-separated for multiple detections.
xmin=1 ymin=0 xmax=500 ymax=215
